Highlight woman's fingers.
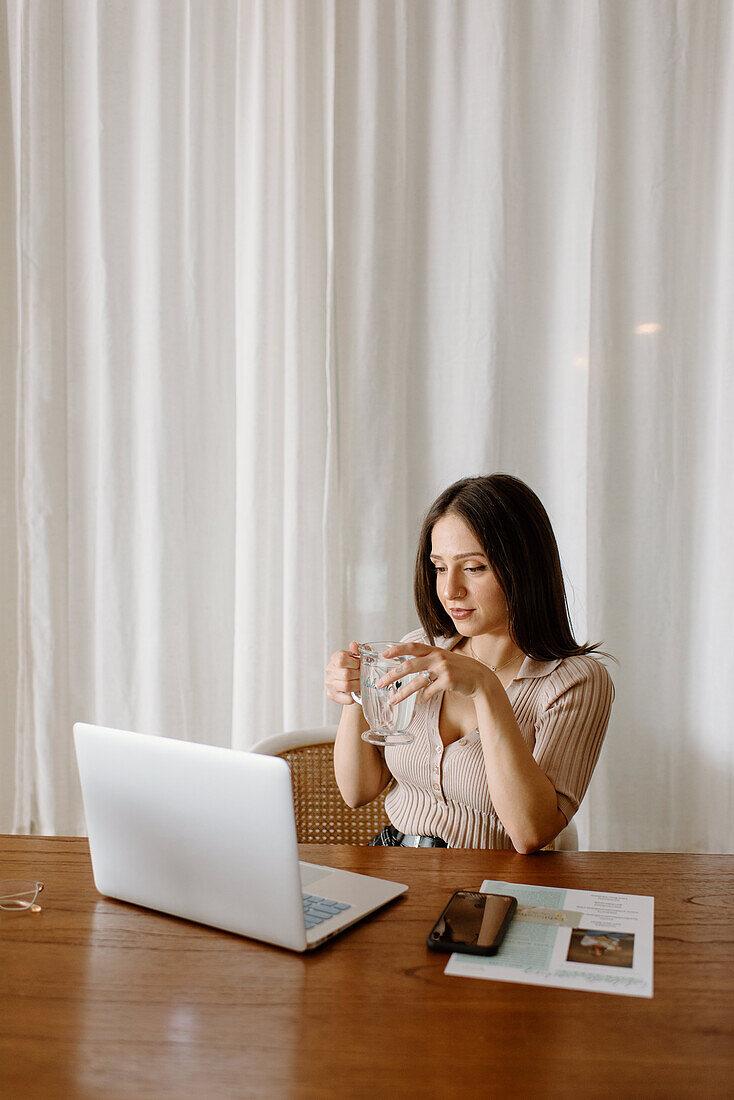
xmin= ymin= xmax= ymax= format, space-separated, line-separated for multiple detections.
xmin=327 ymin=648 xmax=360 ymax=675
xmin=374 ymin=643 xmax=439 ymax=690
xmin=376 ymin=663 xmax=439 ymax=705
xmin=387 ymin=673 xmax=432 ymax=706
xmin=325 ymin=644 xmax=361 ymax=704
xmin=376 ymin=655 xmax=439 ymax=690
xmin=329 ymin=689 xmax=357 ymax=705
xmin=380 ymin=642 xmax=431 ymax=660
xmin=327 ymin=669 xmax=359 ymax=693
xmin=332 ymin=644 xmax=360 ymax=669
xmin=378 ymin=645 xmax=493 ymax=700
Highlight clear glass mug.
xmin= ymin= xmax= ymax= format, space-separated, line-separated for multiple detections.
xmin=351 ymin=642 xmax=418 ymax=746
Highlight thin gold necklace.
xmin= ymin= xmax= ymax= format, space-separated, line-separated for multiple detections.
xmin=468 ymin=638 xmax=522 ymax=674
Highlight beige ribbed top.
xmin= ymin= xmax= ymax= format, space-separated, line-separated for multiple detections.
xmin=383 ymin=629 xmax=614 ymax=849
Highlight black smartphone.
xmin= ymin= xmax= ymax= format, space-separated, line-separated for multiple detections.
xmin=427 ymin=890 xmax=518 ymax=956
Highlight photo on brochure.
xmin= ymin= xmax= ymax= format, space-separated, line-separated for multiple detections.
xmin=566 ymin=929 xmax=635 ymax=969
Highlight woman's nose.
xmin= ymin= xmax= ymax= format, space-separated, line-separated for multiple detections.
xmin=445 ymin=569 xmax=466 ymax=598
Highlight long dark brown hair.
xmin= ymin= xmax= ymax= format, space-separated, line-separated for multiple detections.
xmin=414 ymin=474 xmax=600 ymax=661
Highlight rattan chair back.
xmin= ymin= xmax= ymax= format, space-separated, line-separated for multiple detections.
xmin=275 ymin=741 xmax=389 ymax=845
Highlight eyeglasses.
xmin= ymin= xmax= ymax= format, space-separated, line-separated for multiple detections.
xmin=0 ymin=879 xmax=45 ymax=913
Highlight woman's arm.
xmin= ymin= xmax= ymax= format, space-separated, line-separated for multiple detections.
xmin=333 ymin=704 xmax=392 ymax=808
xmin=327 ymin=643 xmax=393 ymax=808
xmin=379 ymin=642 xmax=571 ymax=853
xmin=472 ymin=681 xmax=568 ymax=853
xmin=477 ymin=660 xmax=613 ymax=851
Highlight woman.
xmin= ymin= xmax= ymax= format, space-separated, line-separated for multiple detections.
xmin=326 ymin=474 xmax=614 ymax=852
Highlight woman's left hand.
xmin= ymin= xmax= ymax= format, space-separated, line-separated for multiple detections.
xmin=376 ymin=642 xmax=495 ymax=704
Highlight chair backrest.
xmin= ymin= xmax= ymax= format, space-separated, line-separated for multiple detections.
xmin=249 ymin=727 xmax=390 ymax=845
xmin=554 ymin=819 xmax=579 ymax=851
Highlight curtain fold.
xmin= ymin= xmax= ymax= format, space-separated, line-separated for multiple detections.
xmin=3 ymin=0 xmax=733 ymax=851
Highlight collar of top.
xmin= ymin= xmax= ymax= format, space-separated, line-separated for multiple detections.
xmin=444 ymin=634 xmax=562 ymax=680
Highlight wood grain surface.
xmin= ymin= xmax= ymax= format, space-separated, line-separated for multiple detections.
xmin=1 ymin=837 xmax=732 ymax=1099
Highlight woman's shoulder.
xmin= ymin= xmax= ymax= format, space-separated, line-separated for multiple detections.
xmin=545 ymin=652 xmax=615 ymax=700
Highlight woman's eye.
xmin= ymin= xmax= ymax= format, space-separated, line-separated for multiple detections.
xmin=466 ymin=566 xmax=486 ymax=573
xmin=434 ymin=565 xmax=447 ymax=573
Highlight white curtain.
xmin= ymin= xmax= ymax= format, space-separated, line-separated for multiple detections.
xmin=2 ymin=0 xmax=733 ymax=852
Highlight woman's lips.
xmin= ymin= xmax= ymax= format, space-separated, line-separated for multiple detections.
xmin=449 ymin=608 xmax=473 ymax=619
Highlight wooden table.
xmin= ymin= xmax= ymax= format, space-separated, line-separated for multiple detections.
xmin=1 ymin=837 xmax=733 ymax=1099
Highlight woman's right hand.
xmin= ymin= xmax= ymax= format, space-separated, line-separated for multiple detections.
xmin=325 ymin=641 xmax=361 ymax=705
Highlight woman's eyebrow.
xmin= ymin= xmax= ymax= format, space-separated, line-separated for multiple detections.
xmin=429 ymin=551 xmax=487 ymax=561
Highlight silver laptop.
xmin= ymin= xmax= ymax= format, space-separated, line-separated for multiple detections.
xmin=73 ymin=723 xmax=407 ymax=951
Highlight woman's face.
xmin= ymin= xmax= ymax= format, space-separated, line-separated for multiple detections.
xmin=429 ymin=513 xmax=509 ymax=638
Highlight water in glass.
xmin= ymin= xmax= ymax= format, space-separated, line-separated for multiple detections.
xmin=352 ymin=642 xmax=417 ymax=746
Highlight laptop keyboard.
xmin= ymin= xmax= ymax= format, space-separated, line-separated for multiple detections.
xmin=302 ymin=893 xmax=351 ymax=930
